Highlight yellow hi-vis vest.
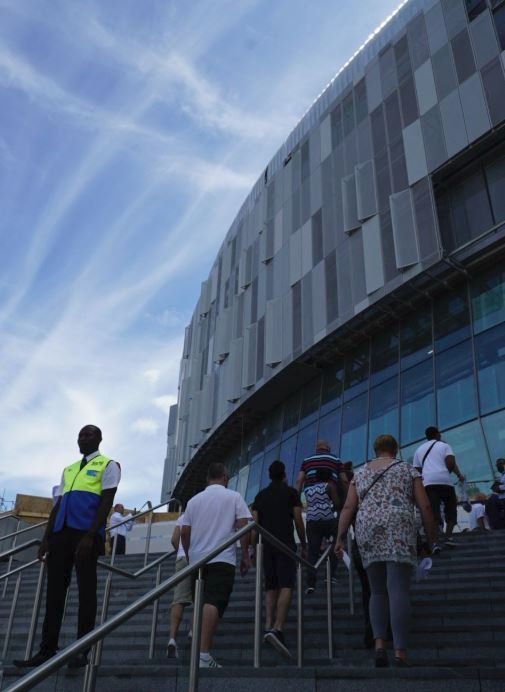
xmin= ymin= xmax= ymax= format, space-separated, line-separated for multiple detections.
xmin=53 ymin=455 xmax=111 ymax=535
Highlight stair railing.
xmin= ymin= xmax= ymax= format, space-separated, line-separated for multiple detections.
xmin=0 ymin=498 xmax=182 ymax=666
xmin=3 ymin=521 xmax=341 ymax=692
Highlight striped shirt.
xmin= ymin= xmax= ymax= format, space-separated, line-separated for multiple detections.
xmin=305 ymin=483 xmax=335 ymax=521
xmin=300 ymin=453 xmax=342 ymax=488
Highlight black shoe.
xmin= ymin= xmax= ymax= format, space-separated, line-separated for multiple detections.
xmin=393 ymin=656 xmax=411 ymax=667
xmin=375 ymin=648 xmax=389 ymax=668
xmin=363 ymin=624 xmax=374 ymax=649
xmin=13 ymin=650 xmax=55 ymax=668
xmin=67 ymin=653 xmax=88 ymax=669
xmin=264 ymin=630 xmax=292 ymax=658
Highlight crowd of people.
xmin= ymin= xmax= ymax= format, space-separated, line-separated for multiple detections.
xmin=13 ymin=423 xmax=505 ymax=673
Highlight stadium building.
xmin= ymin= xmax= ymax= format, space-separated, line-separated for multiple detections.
xmin=162 ymin=0 xmax=505 ymax=505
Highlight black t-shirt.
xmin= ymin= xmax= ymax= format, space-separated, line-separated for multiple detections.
xmin=252 ymin=481 xmax=302 ymax=547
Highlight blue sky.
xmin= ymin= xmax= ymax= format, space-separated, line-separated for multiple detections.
xmin=0 ymin=0 xmax=404 ymax=509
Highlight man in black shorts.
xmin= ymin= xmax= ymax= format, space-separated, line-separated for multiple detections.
xmin=252 ymin=460 xmax=306 ymax=658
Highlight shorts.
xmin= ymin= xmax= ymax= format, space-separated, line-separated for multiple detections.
xmin=172 ymin=557 xmax=193 ymax=605
xmin=192 ymin=562 xmax=235 ymax=618
xmin=263 ymin=545 xmax=296 ymax=591
xmin=425 ymin=484 xmax=457 ymax=525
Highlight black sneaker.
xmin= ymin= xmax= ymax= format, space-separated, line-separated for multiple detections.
xmin=375 ymin=648 xmax=389 ymax=668
xmin=264 ymin=630 xmax=291 ymax=658
xmin=13 ymin=650 xmax=55 ymax=668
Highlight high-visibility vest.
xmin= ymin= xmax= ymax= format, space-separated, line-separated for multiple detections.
xmin=53 ymin=455 xmax=111 ymax=535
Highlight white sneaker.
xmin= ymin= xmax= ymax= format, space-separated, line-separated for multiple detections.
xmin=199 ymin=654 xmax=222 ymax=668
xmin=166 ymin=639 xmax=178 ymax=659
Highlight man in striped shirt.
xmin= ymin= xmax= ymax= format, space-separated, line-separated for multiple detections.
xmin=294 ymin=440 xmax=348 ymax=495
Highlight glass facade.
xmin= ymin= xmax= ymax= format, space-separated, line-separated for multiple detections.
xmin=224 ymin=265 xmax=505 ymax=499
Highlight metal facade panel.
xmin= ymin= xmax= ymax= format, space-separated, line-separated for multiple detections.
xmin=459 ymin=72 xmax=491 ymax=142
xmin=362 ymin=215 xmax=385 ymax=295
xmin=469 ymin=9 xmax=500 ymax=70
xmin=390 ymin=189 xmax=420 ymax=268
xmin=414 ymin=60 xmax=438 ymax=116
xmin=403 ymin=119 xmax=428 ymax=184
xmin=440 ymin=89 xmax=469 ymax=157
xmin=265 ymin=298 xmax=283 ymax=366
xmin=356 ymin=160 xmax=378 ymax=221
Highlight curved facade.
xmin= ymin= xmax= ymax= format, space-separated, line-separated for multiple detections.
xmin=163 ymin=0 xmax=505 ymax=504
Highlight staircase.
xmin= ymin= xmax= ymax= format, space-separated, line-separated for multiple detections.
xmin=1 ymin=530 xmax=505 ymax=691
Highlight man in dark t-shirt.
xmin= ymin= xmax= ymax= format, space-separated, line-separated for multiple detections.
xmin=252 ymin=460 xmax=306 ymax=659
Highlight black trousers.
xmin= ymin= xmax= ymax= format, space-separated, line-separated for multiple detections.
xmin=306 ymin=518 xmax=338 ymax=588
xmin=111 ymin=534 xmax=126 ymax=555
xmin=40 ymin=527 xmax=102 ymax=654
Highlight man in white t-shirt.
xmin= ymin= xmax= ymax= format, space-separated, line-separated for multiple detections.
xmin=181 ymin=462 xmax=252 ymax=669
xmin=166 ymin=512 xmax=193 ymax=659
xmin=109 ymin=504 xmax=135 ymax=555
xmin=413 ymin=426 xmax=464 ymax=547
xmin=467 ymin=494 xmax=490 ymax=531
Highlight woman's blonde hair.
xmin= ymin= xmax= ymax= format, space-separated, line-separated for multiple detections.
xmin=373 ymin=434 xmax=398 ymax=457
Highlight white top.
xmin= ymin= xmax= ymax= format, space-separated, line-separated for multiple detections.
xmin=181 ymin=484 xmax=252 ymax=566
xmin=413 ymin=440 xmax=454 ymax=486
xmin=175 ymin=514 xmax=186 ymax=559
xmin=469 ymin=503 xmax=490 ymax=530
xmin=56 ymin=450 xmax=121 ymax=496
xmin=109 ymin=511 xmax=134 ymax=537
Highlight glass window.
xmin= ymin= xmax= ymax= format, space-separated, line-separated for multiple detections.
xmin=485 ymin=151 xmax=505 ymax=225
xmin=341 ymin=393 xmax=368 ymax=464
xmin=344 ymin=341 xmax=370 ymax=401
xmin=246 ymin=457 xmax=264 ymax=503
xmin=236 ymin=465 xmax=250 ymax=499
xmin=436 ymin=340 xmax=477 ymax=429
xmin=443 ymin=420 xmax=492 ymax=486
xmin=343 ymin=92 xmax=355 ymax=136
xmin=279 ymin=434 xmax=299 ymax=486
xmin=390 ymin=136 xmax=408 ymax=193
xmin=400 ymin=439 xmax=421 ymax=464
xmin=263 ymin=406 xmax=282 ymax=449
xmin=371 ymin=106 xmax=387 ymax=156
xmin=400 ymin=360 xmax=435 ymax=445
xmin=301 ymin=140 xmax=310 ymax=182
xmin=317 ymin=407 xmax=341 ymax=456
xmin=451 ymin=30 xmax=476 ymax=84
xmin=465 ymin=1 xmax=486 ymax=21
xmin=434 ymin=285 xmax=471 ymax=352
xmin=481 ymin=58 xmax=505 ymax=127
xmin=312 ymin=209 xmax=323 ymax=265
xmin=282 ymin=390 xmax=301 ymax=437
xmin=331 ymin=104 xmax=343 ymax=148
xmin=375 ymin=150 xmax=392 ymax=212
xmin=321 ymin=359 xmax=344 ymax=414
xmin=471 ymin=266 xmax=505 ymax=334
xmin=399 ymin=76 xmax=418 ymax=128
xmin=355 ymin=79 xmax=368 ymax=124
xmin=371 ymin=327 xmax=399 ymax=385
xmin=482 ymin=409 xmax=505 ymax=465
xmin=292 ymin=421 xmax=319 ymax=485
xmin=300 ymin=376 xmax=322 ymax=426
xmin=475 ymin=321 xmax=505 ymax=415
xmin=394 ymin=35 xmax=411 ymax=83
xmin=227 ymin=474 xmax=238 ymax=491
xmin=494 ymin=4 xmax=505 ymax=51
xmin=400 ymin=306 xmax=433 ymax=370
xmin=368 ymin=377 xmax=399 ymax=457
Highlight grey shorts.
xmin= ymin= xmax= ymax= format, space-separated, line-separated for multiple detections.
xmin=172 ymin=556 xmax=193 ymax=605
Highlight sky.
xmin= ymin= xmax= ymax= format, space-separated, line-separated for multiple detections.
xmin=0 ymin=0 xmax=404 ymax=510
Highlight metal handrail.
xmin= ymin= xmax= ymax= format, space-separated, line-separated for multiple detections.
xmin=4 ymin=522 xmax=338 ymax=692
xmin=96 ymin=549 xmax=175 ymax=580
xmin=0 ymin=539 xmax=41 ymax=564
xmin=0 ymin=512 xmax=16 ymax=523
xmin=1 ymin=520 xmax=47 ymax=543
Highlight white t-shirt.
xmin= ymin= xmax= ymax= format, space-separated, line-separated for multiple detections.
xmin=469 ymin=503 xmax=490 ymax=530
xmin=56 ymin=451 xmax=121 ymax=496
xmin=175 ymin=513 xmax=186 ymax=559
xmin=413 ymin=440 xmax=454 ymax=486
xmin=182 ymin=484 xmax=252 ymax=566
xmin=109 ymin=511 xmax=133 ymax=537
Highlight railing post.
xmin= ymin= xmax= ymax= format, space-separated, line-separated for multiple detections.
xmin=347 ymin=532 xmax=355 ymax=615
xmin=296 ymin=561 xmax=303 ymax=669
xmin=253 ymin=534 xmax=263 ymax=668
xmin=2 ymin=572 xmax=22 ymax=660
xmin=188 ymin=568 xmax=204 ymax=692
xmin=2 ymin=518 xmax=20 ymax=598
xmin=326 ymin=557 xmax=333 ymax=660
xmin=25 ymin=562 xmax=46 ymax=659
xmin=143 ymin=502 xmax=153 ymax=568
xmin=148 ymin=564 xmax=162 ymax=659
